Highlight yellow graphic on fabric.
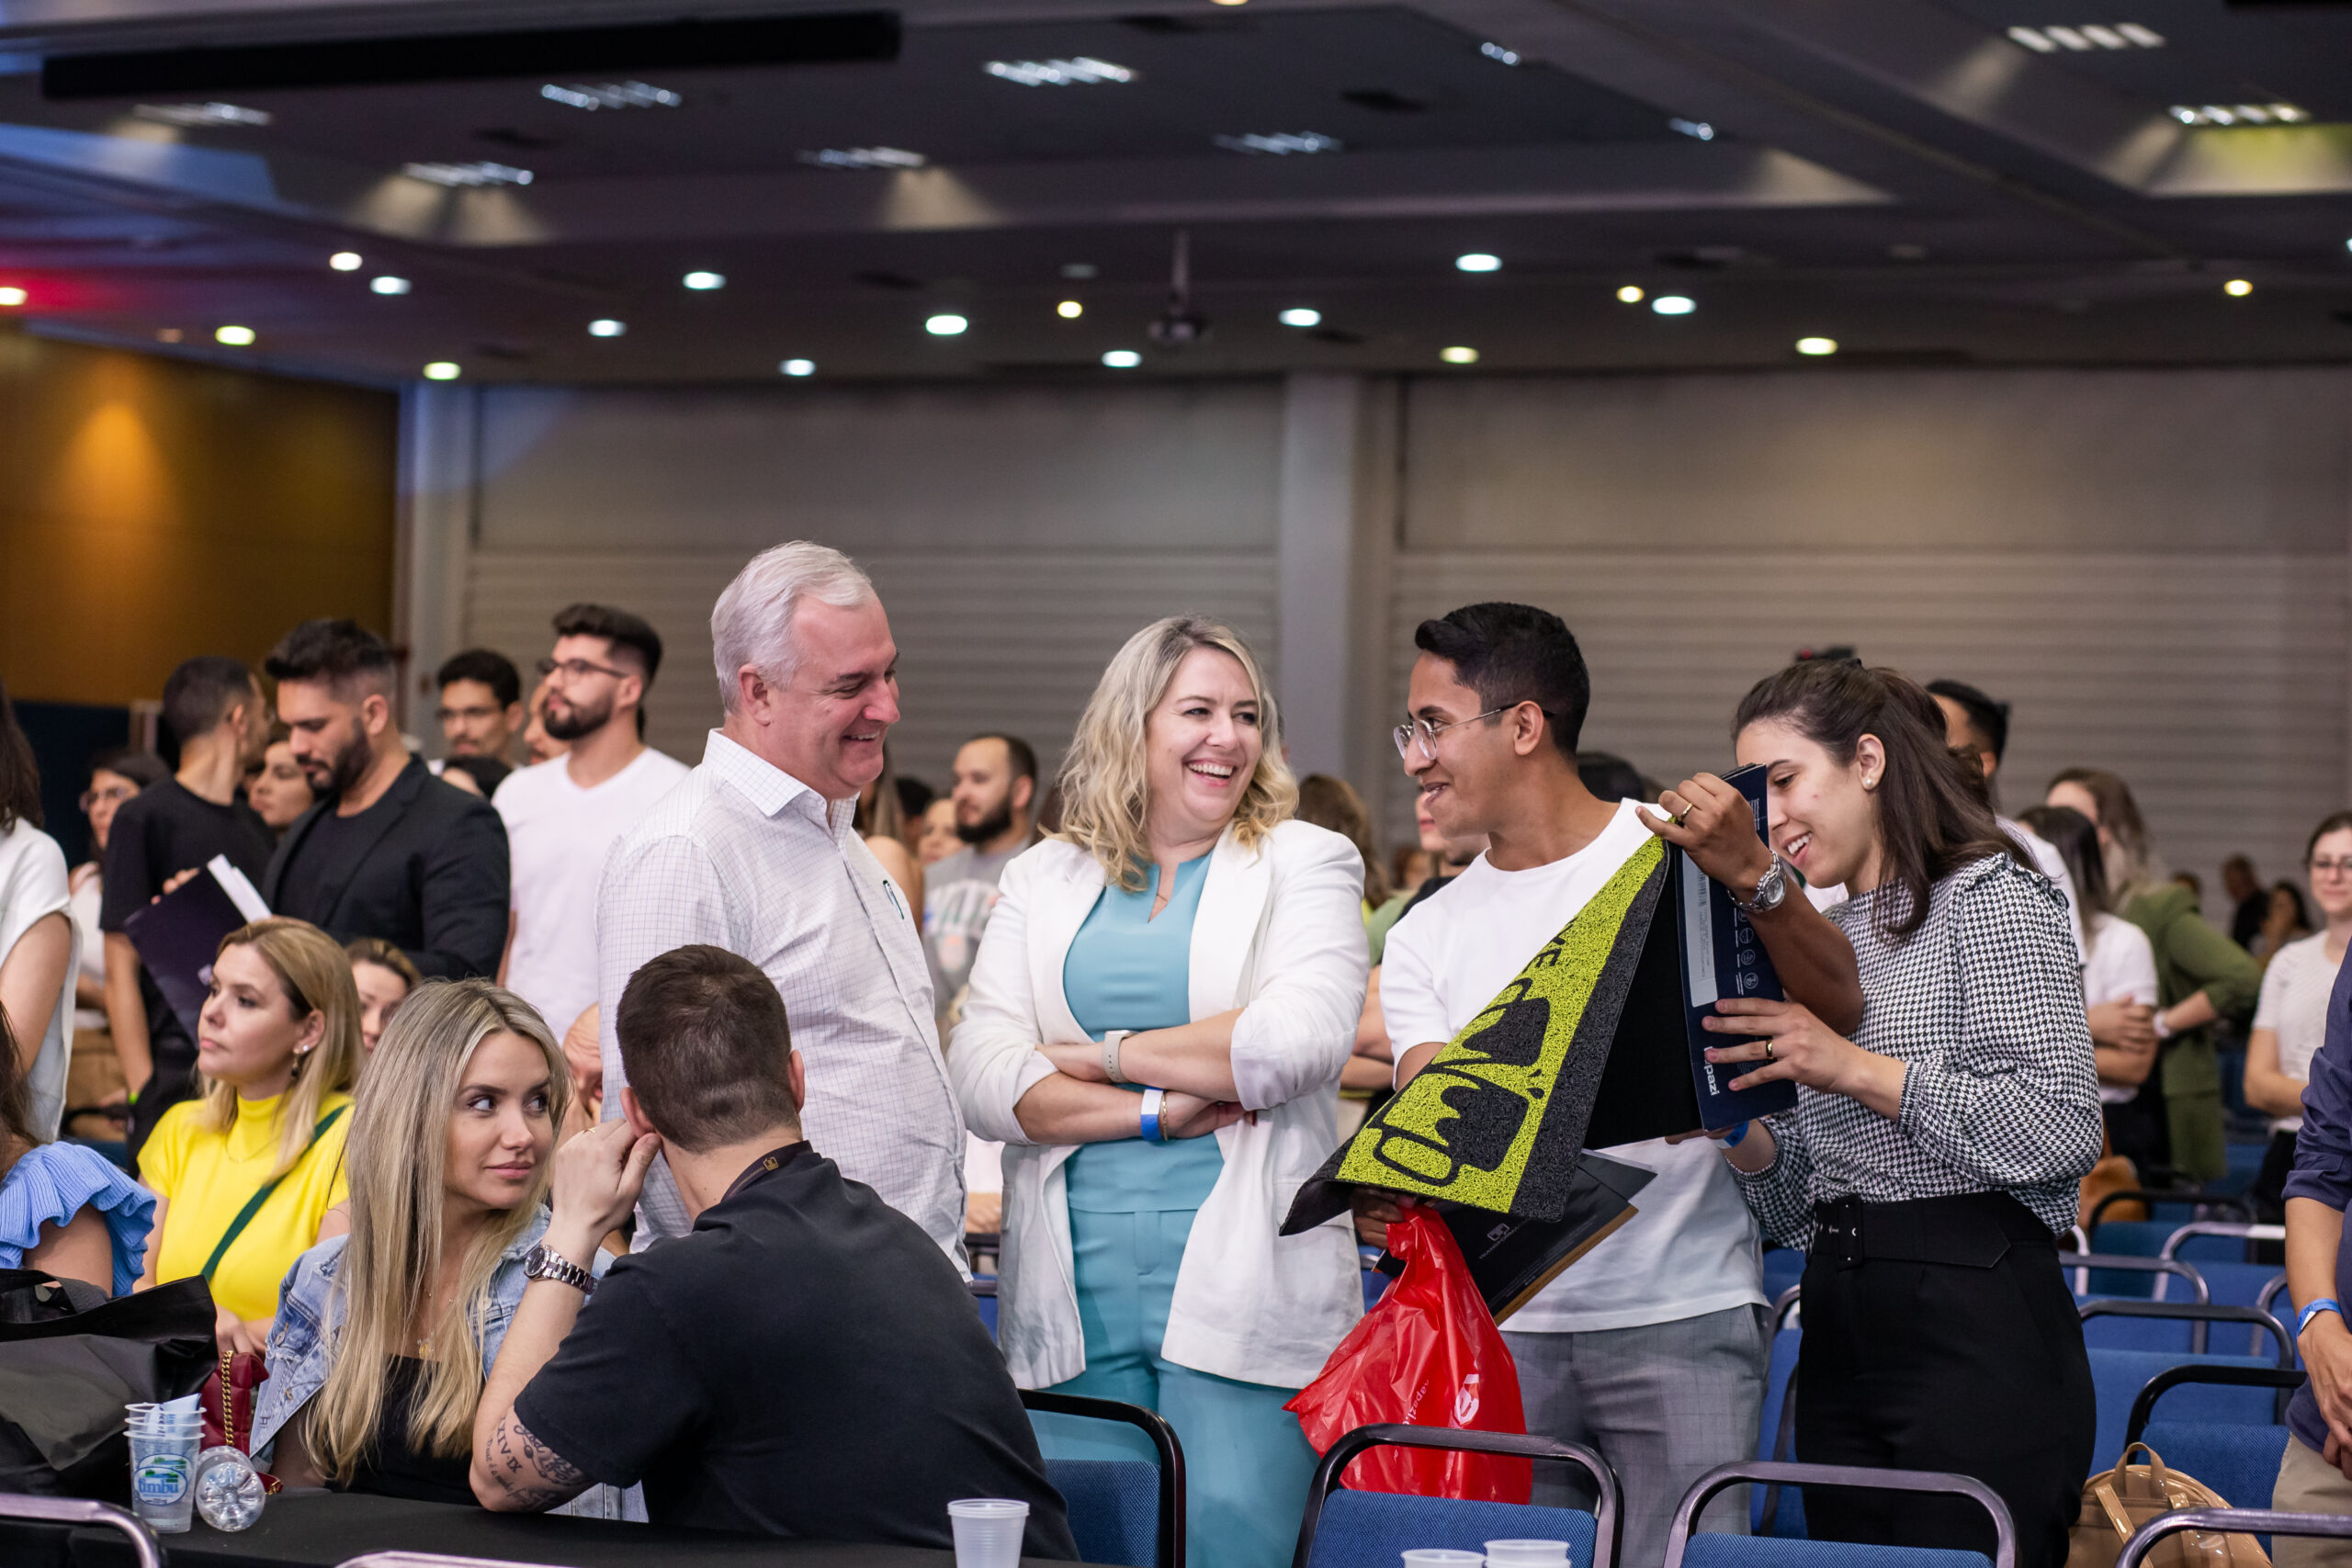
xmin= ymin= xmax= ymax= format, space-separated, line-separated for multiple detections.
xmin=1336 ymin=837 xmax=1663 ymax=1211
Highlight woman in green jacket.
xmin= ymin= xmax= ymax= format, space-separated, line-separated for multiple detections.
xmin=2047 ymin=769 xmax=2260 ymax=1183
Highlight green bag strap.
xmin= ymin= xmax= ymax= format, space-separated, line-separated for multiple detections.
xmin=200 ymin=1103 xmax=349 ymax=1281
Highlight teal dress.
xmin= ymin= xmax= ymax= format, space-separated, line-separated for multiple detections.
xmin=1041 ymin=854 xmax=1320 ymax=1568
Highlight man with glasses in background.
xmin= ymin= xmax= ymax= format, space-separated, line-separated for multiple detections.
xmin=495 ymin=604 xmax=688 ymax=1045
xmin=1357 ymin=602 xmax=1866 ymax=1567
xmin=433 ymin=649 xmax=526 ymax=796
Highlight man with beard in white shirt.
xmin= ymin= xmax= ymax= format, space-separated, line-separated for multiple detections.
xmin=495 ymin=604 xmax=689 ymax=1041
xmin=1360 ymin=603 xmax=1866 ymax=1567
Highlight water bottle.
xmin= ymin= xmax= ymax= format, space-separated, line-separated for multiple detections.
xmin=193 ymin=1446 xmax=266 ymax=1532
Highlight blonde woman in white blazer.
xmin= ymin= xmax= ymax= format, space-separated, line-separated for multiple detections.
xmin=952 ymin=616 xmax=1368 ymax=1568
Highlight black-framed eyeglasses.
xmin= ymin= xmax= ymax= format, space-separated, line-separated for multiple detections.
xmin=1393 ymin=704 xmax=1551 ymax=761
xmin=537 ymin=656 xmax=628 ymax=683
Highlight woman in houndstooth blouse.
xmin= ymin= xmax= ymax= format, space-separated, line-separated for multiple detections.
xmin=1663 ymin=660 xmax=2101 ymax=1568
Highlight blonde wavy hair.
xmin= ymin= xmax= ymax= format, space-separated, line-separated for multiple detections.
xmin=1056 ymin=616 xmax=1295 ymax=890
xmin=310 ymin=980 xmax=569 ymax=1483
xmin=197 ymin=919 xmax=363 ymax=1178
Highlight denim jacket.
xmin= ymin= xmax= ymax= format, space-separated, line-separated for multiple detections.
xmin=253 ymin=1207 xmax=639 ymax=1520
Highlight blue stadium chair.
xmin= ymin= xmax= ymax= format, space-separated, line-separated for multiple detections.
xmin=2065 ymin=1253 xmax=2210 ymax=1329
xmin=2089 ymin=1348 xmax=2279 ymax=1470
xmin=1023 ymin=1389 xmax=1184 ymax=1568
xmin=1760 ymin=1248 xmax=1804 ymax=1303
xmin=1664 ymin=1461 xmax=2014 ymax=1568
xmin=1361 ymin=1245 xmax=1392 ymax=1310
xmin=2164 ymin=1221 xmax=2285 ymax=1272
xmin=1290 ymin=1423 xmax=1619 ymax=1568
xmin=1753 ymin=1292 xmax=1806 ymax=1539
xmin=2087 ymin=1192 xmax=2253 ymax=1263
xmin=2079 ymin=1295 xmax=2291 ymax=1369
xmin=2121 ymin=1364 xmax=2305 ymax=1510
xmin=0 ymin=1496 xmax=159 ymax=1568
xmin=2118 ymin=1509 xmax=2352 ymax=1567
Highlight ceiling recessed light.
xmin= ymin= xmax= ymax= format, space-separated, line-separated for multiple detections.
xmin=1440 ymin=346 xmax=1479 ymax=365
xmin=683 ymin=271 xmax=725 ymax=290
xmin=0 ymin=288 xmax=23 ymax=308
xmin=1668 ymin=117 xmax=1714 ymax=141
xmin=1212 ymin=131 xmax=1343 ymax=155
xmin=132 ymin=102 xmax=271 ymax=128
xmin=2043 ymin=25 xmax=2092 ymax=48
xmin=1616 ymin=285 xmax=1645 ymax=303
xmin=329 ymin=251 xmax=362 ymax=271
xmin=215 ymin=324 xmax=254 ymax=345
xmin=1209 ymin=0 xmax=1247 ymax=8
xmin=1279 ymin=307 xmax=1322 ymax=327
xmin=1057 ymin=300 xmax=1084 ymax=319
xmin=781 ymin=358 xmax=816 ymax=377
xmin=405 ymin=160 xmax=532 ymax=187
xmin=1102 ymin=349 xmax=1143 ymax=367
xmin=1796 ymin=336 xmax=1838 ymax=355
xmin=798 ymin=146 xmax=928 ymax=170
xmin=2224 ymin=277 xmax=2253 ymax=296
xmin=540 ymin=81 xmax=682 ymax=110
xmin=985 ymin=57 xmax=1136 ymax=86
xmin=155 ymin=328 xmax=182 ymax=343
xmin=422 ymin=361 xmax=461 ymax=380
xmin=926 ymin=313 xmax=969 ymax=336
xmin=1455 ymin=253 xmax=1501 ymax=273
xmin=1062 ymin=262 xmax=1098 ymax=280
xmin=1652 ymin=295 xmax=1696 ymax=315
xmin=2011 ymin=21 xmax=2164 ymax=51
xmin=2172 ymin=102 xmax=2309 ymax=126
xmin=2007 ymin=26 xmax=2058 ymax=51
xmin=1479 ymin=41 xmax=1521 ymax=65
xmin=589 ymin=319 xmax=626 ymax=337
xmin=369 ymin=276 xmax=410 ymax=295
xmin=2115 ymin=22 xmax=2165 ymax=44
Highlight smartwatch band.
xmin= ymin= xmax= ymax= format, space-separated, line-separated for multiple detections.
xmin=1102 ymin=1030 xmax=1133 ymax=1086
xmin=1139 ymin=1087 xmax=1167 ymax=1144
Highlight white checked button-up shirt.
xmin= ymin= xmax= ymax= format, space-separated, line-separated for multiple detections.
xmin=596 ymin=729 xmax=968 ymax=1264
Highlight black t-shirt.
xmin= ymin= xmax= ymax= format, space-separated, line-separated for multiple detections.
xmin=97 ymin=778 xmax=277 ymax=1055
xmin=345 ymin=1357 xmax=474 ymax=1506
xmin=515 ymin=1145 xmax=1077 ymax=1559
xmin=271 ymin=805 xmax=376 ymax=931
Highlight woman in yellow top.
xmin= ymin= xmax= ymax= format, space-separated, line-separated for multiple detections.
xmin=137 ymin=919 xmax=362 ymax=1354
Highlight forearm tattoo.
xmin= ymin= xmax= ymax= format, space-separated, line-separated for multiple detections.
xmin=488 ymin=1416 xmax=590 ymax=1509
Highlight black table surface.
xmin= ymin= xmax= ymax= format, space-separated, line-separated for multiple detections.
xmin=30 ymin=1492 xmax=1088 ymax=1568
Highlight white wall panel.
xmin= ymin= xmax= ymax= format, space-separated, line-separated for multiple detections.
xmin=1382 ymin=549 xmax=2347 ymax=898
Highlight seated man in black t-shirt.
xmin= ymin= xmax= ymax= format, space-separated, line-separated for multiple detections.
xmin=470 ymin=944 xmax=1075 ymax=1560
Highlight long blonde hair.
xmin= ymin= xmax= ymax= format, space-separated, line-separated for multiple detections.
xmin=198 ymin=919 xmax=363 ymax=1177
xmin=310 ymin=980 xmax=569 ymax=1483
xmin=1056 ymin=616 xmax=1296 ymax=890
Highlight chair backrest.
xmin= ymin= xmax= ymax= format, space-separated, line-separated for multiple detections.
xmin=1304 ymin=1490 xmax=1600 ymax=1568
xmin=2118 ymin=1509 xmax=2352 ymax=1568
xmin=2060 ymin=1252 xmax=2209 ymax=1303
xmin=2160 ymin=1222 xmax=2285 ymax=1265
xmin=1663 ymin=1460 xmax=2016 ymax=1568
xmin=2133 ymin=1422 xmax=2293 ymax=1510
xmin=338 ymin=1558 xmax=549 ymax=1568
xmin=1293 ymin=1423 xmax=1620 ymax=1568
xmin=0 ymin=1496 xmax=159 ymax=1568
xmin=2089 ymin=1350 xmax=2278 ymax=1468
xmin=1022 ymin=1388 xmax=1184 ymax=1568
xmin=2123 ymin=1363 xmax=2306 ymax=1445
xmin=2076 ymin=1297 xmax=2292 ymax=1361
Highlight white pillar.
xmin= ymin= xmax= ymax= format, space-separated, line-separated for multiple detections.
xmin=392 ymin=383 xmax=479 ymax=733
xmin=1276 ymin=373 xmax=1363 ymax=778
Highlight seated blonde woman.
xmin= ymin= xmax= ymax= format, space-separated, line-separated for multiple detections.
xmin=252 ymin=978 xmax=630 ymax=1516
xmin=950 ymin=615 xmax=1368 ymax=1568
xmin=137 ymin=919 xmax=362 ymax=1354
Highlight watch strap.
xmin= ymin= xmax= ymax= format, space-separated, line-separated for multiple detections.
xmin=525 ymin=1242 xmax=596 ymax=1297
xmin=1102 ymin=1031 xmax=1133 ymax=1086
xmin=1735 ymin=856 xmax=1787 ymax=914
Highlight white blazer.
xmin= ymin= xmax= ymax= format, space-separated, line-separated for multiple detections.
xmin=950 ymin=818 xmax=1370 ymax=1391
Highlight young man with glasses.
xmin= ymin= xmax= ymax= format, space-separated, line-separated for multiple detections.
xmin=493 ymin=604 xmax=688 ymax=1042
xmin=435 ymin=649 xmax=526 ymax=779
xmin=1361 ymin=602 xmax=1864 ymax=1567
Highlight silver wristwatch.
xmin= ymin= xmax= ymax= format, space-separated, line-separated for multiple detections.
xmin=522 ymin=1241 xmax=595 ymax=1297
xmin=1735 ymin=856 xmax=1789 ymax=915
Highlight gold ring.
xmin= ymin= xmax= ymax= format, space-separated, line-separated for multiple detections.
xmin=1763 ymin=1040 xmax=1777 ymax=1063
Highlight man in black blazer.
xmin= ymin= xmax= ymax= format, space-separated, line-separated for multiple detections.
xmin=263 ymin=619 xmax=510 ymax=979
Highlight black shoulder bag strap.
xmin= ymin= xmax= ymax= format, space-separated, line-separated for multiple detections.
xmin=200 ymin=1104 xmax=350 ymax=1281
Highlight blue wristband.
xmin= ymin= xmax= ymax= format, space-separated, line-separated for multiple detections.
xmin=1714 ymin=1122 xmax=1749 ymax=1149
xmin=2301 ymin=1298 xmax=2342 ymax=1338
xmin=1139 ymin=1088 xmax=1166 ymax=1144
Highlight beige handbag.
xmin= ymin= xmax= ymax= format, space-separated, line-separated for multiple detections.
xmin=2068 ymin=1443 xmax=2270 ymax=1568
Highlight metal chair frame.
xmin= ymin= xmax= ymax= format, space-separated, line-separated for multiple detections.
xmin=2257 ymin=1272 xmax=2293 ymax=1328
xmin=0 ymin=1496 xmax=161 ymax=1568
xmin=1291 ymin=1422 xmax=1622 ymax=1568
xmin=2087 ymin=1191 xmax=2255 ymax=1229
xmin=1022 ymin=1387 xmax=1185 ymax=1568
xmin=2060 ymin=1251 xmax=2210 ymax=1303
xmin=340 ymin=1557 xmax=564 ymax=1568
xmin=2121 ymin=1361 xmax=2307 ymax=1439
xmin=2118 ymin=1508 xmax=2352 ymax=1568
xmin=1661 ymin=1460 xmax=2018 ymax=1568
xmin=1771 ymin=1284 xmax=1802 ymax=1333
xmin=2077 ymin=1297 xmax=2292 ymax=1361
xmin=2159 ymin=1222 xmax=2287 ymax=1262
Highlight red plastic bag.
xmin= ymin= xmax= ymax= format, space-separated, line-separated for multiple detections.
xmin=1285 ymin=1207 xmax=1532 ymax=1503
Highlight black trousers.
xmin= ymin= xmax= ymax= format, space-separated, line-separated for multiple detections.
xmin=1796 ymin=1195 xmax=2096 ymax=1568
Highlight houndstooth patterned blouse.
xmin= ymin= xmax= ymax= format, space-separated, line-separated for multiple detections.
xmin=1733 ymin=853 xmax=2103 ymax=1249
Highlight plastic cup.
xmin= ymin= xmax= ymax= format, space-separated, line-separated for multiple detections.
xmin=1402 ymin=1554 xmax=1486 ymax=1566
xmin=1485 ymin=1542 xmax=1571 ymax=1566
xmin=128 ymin=1427 xmax=199 ymax=1533
xmin=948 ymin=1498 xmax=1029 ymax=1568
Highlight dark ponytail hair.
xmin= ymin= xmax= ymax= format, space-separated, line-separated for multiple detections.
xmin=0 ymin=679 xmax=40 ymax=832
xmin=0 ymin=1006 xmax=32 ymax=1178
xmin=1735 ymin=661 xmax=2025 ymax=943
